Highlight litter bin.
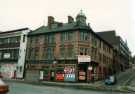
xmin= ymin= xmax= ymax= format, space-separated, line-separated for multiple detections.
xmin=0 ymin=79 xmax=9 ymax=94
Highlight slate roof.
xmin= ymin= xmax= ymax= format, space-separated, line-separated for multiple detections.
xmin=0 ymin=28 xmax=29 ymax=34
xmin=96 ymin=30 xmax=118 ymax=45
xmin=28 ymin=22 xmax=89 ymax=36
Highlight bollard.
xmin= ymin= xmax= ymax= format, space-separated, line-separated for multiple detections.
xmin=0 ymin=79 xmax=9 ymax=94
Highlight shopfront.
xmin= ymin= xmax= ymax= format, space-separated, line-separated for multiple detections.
xmin=39 ymin=63 xmax=77 ymax=82
xmin=78 ymin=55 xmax=91 ymax=82
xmin=39 ymin=64 xmax=50 ymax=81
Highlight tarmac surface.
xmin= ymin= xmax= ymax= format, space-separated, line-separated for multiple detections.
xmin=7 ymin=81 xmax=132 ymax=94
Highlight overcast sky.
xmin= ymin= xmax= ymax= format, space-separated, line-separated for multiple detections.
xmin=0 ymin=0 xmax=135 ymax=55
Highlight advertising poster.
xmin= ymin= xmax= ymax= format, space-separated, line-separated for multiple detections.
xmin=39 ymin=71 xmax=44 ymax=80
xmin=79 ymin=71 xmax=86 ymax=80
xmin=56 ymin=71 xmax=64 ymax=81
xmin=64 ymin=65 xmax=75 ymax=81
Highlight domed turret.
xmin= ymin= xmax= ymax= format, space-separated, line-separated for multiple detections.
xmin=77 ymin=10 xmax=86 ymax=18
xmin=76 ymin=10 xmax=87 ymax=26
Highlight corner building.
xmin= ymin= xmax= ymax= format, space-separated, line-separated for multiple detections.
xmin=25 ymin=11 xmax=114 ymax=82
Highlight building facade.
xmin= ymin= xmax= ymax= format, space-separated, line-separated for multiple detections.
xmin=97 ymin=31 xmax=131 ymax=72
xmin=0 ymin=28 xmax=30 ymax=79
xmin=25 ymin=11 xmax=114 ymax=82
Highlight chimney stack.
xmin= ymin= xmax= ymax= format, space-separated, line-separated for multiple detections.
xmin=48 ymin=16 xmax=54 ymax=28
xmin=68 ymin=16 xmax=74 ymax=23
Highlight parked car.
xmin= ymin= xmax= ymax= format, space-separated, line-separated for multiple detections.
xmin=0 ymin=79 xmax=9 ymax=94
xmin=105 ymin=75 xmax=117 ymax=85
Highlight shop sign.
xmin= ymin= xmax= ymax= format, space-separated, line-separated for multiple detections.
xmin=78 ymin=55 xmax=91 ymax=63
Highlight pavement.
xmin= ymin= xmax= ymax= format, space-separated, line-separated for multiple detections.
xmin=7 ymin=81 xmax=127 ymax=94
xmin=2 ymin=68 xmax=135 ymax=93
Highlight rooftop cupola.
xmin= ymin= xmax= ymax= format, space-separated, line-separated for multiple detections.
xmin=76 ymin=10 xmax=87 ymax=26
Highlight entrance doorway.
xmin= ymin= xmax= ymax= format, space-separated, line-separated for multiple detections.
xmin=78 ymin=63 xmax=88 ymax=82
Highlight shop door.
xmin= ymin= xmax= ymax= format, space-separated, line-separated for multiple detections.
xmin=50 ymin=70 xmax=55 ymax=81
xmin=78 ymin=63 xmax=87 ymax=81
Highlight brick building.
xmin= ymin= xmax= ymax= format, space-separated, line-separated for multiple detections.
xmin=25 ymin=11 xmax=114 ymax=82
xmin=97 ymin=31 xmax=131 ymax=72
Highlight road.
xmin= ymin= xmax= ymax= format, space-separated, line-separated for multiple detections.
xmin=6 ymin=81 xmax=133 ymax=94
xmin=116 ymin=68 xmax=135 ymax=85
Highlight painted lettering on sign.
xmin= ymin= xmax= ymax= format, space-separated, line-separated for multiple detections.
xmin=78 ymin=55 xmax=91 ymax=62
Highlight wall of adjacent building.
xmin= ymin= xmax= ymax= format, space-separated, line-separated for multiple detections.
xmin=16 ymin=29 xmax=30 ymax=78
